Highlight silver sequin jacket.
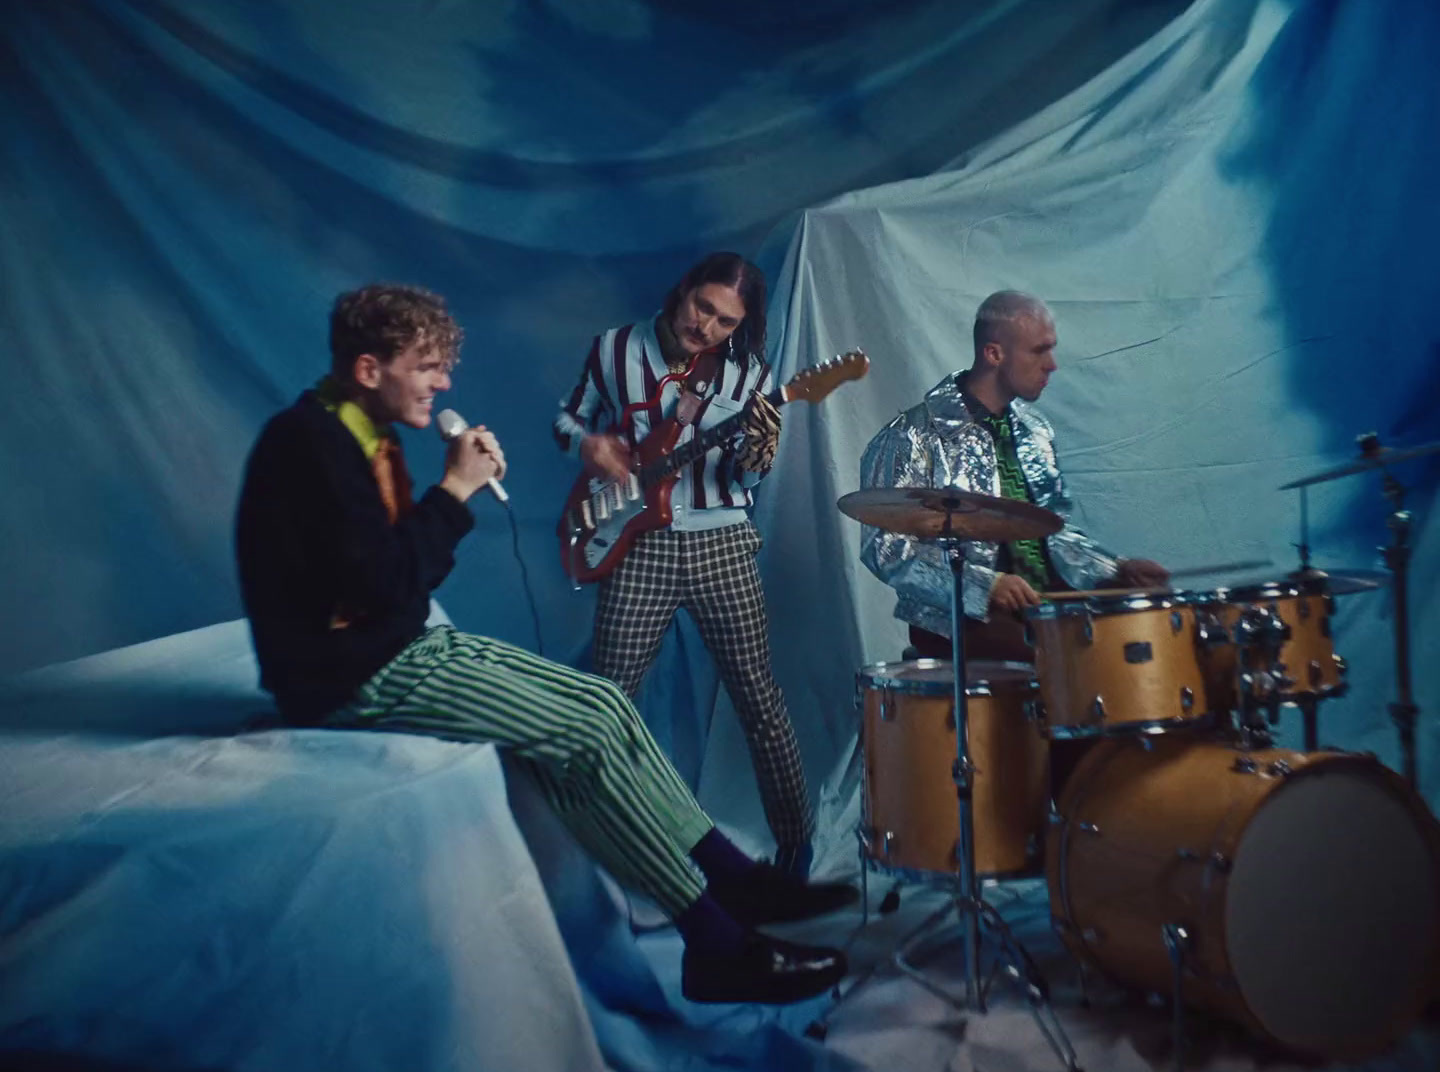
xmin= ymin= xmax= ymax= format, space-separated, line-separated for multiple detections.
xmin=859 ymin=372 xmax=1119 ymax=636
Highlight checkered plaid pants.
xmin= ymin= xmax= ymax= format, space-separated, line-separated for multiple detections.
xmin=593 ymin=520 xmax=816 ymax=848
xmin=327 ymin=626 xmax=713 ymax=916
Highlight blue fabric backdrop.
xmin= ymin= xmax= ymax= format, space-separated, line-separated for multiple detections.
xmin=4 ymin=0 xmax=1439 ymax=1068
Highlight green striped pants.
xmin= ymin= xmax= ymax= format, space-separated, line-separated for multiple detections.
xmin=327 ymin=625 xmax=712 ymax=915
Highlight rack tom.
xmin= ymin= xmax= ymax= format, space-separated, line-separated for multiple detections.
xmin=1195 ymin=577 xmax=1347 ymax=710
xmin=1023 ymin=591 xmax=1217 ymax=738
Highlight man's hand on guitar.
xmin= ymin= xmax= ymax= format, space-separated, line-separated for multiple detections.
xmin=736 ymin=391 xmax=781 ymax=473
xmin=581 ymin=433 xmax=633 ymax=482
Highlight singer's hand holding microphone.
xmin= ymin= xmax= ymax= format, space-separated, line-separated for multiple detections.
xmin=436 ymin=408 xmax=509 ymax=505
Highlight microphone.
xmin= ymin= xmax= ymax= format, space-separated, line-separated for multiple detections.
xmin=435 ymin=408 xmax=510 ymax=503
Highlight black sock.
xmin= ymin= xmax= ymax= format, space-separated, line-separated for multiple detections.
xmin=687 ymin=827 xmax=758 ymax=885
xmin=674 ymin=891 xmax=746 ymax=955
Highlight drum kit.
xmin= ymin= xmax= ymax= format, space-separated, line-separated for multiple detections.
xmin=825 ymin=437 xmax=1440 ymax=1071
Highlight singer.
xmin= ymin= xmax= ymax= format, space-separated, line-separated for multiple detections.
xmin=234 ymin=283 xmax=853 ymax=1005
xmin=554 ymin=252 xmax=820 ymax=878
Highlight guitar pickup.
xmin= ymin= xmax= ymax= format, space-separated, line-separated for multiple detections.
xmin=624 ymin=473 xmax=641 ymax=501
xmin=579 ymin=501 xmax=594 ymax=529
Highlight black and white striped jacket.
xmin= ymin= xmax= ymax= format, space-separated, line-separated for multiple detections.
xmin=554 ymin=318 xmax=773 ymax=531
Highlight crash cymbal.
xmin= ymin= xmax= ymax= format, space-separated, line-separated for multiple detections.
xmin=837 ymin=487 xmax=1062 ymax=542
xmin=1279 ymin=440 xmax=1440 ymax=490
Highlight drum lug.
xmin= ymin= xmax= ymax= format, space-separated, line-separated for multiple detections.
xmin=1024 ymin=698 xmax=1047 ymax=727
xmin=951 ymin=756 xmax=976 ymax=790
xmin=1180 ymin=686 xmax=1194 ymax=713
xmin=1266 ymin=758 xmax=1293 ymax=778
xmin=1089 ymin=696 xmax=1106 ymax=723
xmin=1081 ymin=609 xmax=1094 ymax=645
xmin=1307 ymin=658 xmax=1324 ymax=689
xmin=865 ymin=828 xmax=897 ymax=857
xmin=1232 ymin=755 xmax=1258 ymax=773
xmin=1334 ymin=653 xmax=1348 ymax=679
xmin=1181 ymin=847 xmax=1231 ymax=872
xmin=1170 ymin=610 xmax=1184 ymax=634
xmin=1077 ymin=820 xmax=1101 ymax=836
xmin=879 ymin=690 xmax=894 ymax=722
xmin=1297 ymin=596 xmax=1312 ymax=621
xmin=1193 ymin=609 xmax=1227 ymax=647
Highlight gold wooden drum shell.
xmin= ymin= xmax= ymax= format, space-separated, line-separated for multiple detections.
xmin=1025 ymin=594 xmax=1213 ymax=736
xmin=1047 ymin=736 xmax=1440 ymax=1059
xmin=1200 ymin=584 xmax=1345 ymax=706
xmin=859 ymin=659 xmax=1048 ymax=878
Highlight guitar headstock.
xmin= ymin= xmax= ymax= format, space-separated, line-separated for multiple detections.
xmin=782 ymin=349 xmax=870 ymax=405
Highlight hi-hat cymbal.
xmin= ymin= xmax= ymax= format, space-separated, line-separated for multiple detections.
xmin=837 ymin=487 xmax=1063 ymax=542
xmin=1178 ymin=568 xmax=1386 ymax=596
xmin=1279 ymin=440 xmax=1440 ymax=490
xmin=1294 ymin=568 xmax=1387 ymax=595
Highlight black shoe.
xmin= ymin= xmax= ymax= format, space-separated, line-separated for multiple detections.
xmin=710 ymin=863 xmax=860 ymax=926
xmin=682 ymin=932 xmax=847 ymax=1005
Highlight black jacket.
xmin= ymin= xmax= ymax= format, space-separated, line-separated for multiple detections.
xmin=235 ymin=392 xmax=473 ymax=723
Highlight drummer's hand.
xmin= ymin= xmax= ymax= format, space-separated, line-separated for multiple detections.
xmin=1112 ymin=558 xmax=1170 ymax=588
xmin=990 ymin=574 xmax=1042 ymax=613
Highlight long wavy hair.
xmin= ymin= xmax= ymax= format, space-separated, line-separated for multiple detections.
xmin=660 ymin=252 xmax=767 ymax=359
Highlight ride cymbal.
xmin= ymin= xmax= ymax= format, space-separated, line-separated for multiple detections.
xmin=1279 ymin=440 xmax=1440 ymax=490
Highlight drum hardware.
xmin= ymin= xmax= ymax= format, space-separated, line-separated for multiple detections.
xmin=1161 ymin=923 xmax=1195 ymax=1072
xmin=1279 ymin=431 xmax=1432 ymax=790
xmin=832 ymin=488 xmax=1081 ymax=1071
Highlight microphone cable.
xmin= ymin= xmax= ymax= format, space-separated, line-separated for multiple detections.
xmin=496 ymin=497 xmax=545 ymax=658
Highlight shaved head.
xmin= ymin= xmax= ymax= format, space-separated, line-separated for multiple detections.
xmin=973 ymin=290 xmax=1053 ymax=360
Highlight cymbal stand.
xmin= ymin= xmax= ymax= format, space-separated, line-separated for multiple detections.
xmin=1293 ymin=485 xmax=1313 ymax=572
xmin=1376 ymin=464 xmax=1420 ymax=789
xmin=916 ymin=535 xmax=1082 ymax=1070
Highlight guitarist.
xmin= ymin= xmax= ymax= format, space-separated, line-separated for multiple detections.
xmin=553 ymin=252 xmax=822 ymax=880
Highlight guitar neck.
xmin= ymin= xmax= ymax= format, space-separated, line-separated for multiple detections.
xmin=640 ymin=385 xmax=785 ymax=482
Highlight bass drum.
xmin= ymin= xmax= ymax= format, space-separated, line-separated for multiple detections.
xmin=1048 ymin=736 xmax=1440 ymax=1059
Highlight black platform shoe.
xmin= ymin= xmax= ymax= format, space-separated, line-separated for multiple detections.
xmin=681 ymin=932 xmax=847 ymax=1005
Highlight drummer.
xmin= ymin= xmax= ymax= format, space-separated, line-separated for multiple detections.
xmin=858 ymin=290 xmax=1169 ymax=664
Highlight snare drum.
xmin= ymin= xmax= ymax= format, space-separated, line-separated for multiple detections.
xmin=1196 ymin=578 xmax=1347 ymax=709
xmin=1024 ymin=592 xmax=1216 ymax=737
xmin=858 ymin=659 xmax=1048 ymax=879
xmin=1048 ymin=736 xmax=1440 ymax=1059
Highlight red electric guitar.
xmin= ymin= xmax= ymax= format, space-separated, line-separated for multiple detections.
xmin=557 ymin=350 xmax=870 ymax=583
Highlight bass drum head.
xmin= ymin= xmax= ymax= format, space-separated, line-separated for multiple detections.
xmin=1227 ymin=761 xmax=1440 ymax=1057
